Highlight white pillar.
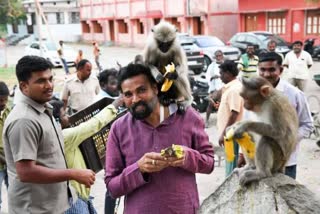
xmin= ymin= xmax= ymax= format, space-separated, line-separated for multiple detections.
xmin=64 ymin=11 xmax=69 ymax=24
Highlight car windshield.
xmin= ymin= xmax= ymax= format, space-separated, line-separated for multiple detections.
xmin=255 ymin=34 xmax=287 ymax=46
xmin=44 ymin=42 xmax=58 ymax=51
xmin=195 ymin=37 xmax=225 ymax=47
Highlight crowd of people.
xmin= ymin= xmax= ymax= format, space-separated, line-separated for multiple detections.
xmin=0 ymin=38 xmax=315 ymax=214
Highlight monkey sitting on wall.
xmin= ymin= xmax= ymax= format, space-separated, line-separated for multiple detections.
xmin=143 ymin=21 xmax=192 ymax=109
xmin=230 ymin=76 xmax=298 ymax=186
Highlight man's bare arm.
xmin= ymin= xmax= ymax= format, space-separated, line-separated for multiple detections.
xmin=16 ymin=160 xmax=95 ymax=188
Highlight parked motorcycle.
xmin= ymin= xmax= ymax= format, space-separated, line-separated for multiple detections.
xmin=304 ymin=38 xmax=315 ymax=56
xmin=189 ymin=76 xmax=209 ymax=113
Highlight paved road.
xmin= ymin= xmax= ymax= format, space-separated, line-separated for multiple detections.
xmin=1 ymin=44 xmax=319 ymax=213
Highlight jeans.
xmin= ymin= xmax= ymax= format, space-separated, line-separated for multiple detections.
xmin=61 ymin=58 xmax=70 ymax=75
xmin=0 ymin=168 xmax=8 ymax=211
xmin=65 ymin=196 xmax=97 ymax=214
xmin=95 ymin=56 xmax=103 ymax=72
xmin=104 ymin=190 xmax=116 ymax=214
xmin=285 ymin=165 xmax=297 ymax=179
xmin=225 ymin=140 xmax=239 ymax=177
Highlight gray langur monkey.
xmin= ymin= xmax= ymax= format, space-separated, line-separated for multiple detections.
xmin=143 ymin=21 xmax=192 ymax=108
xmin=231 ymin=76 xmax=298 ymax=186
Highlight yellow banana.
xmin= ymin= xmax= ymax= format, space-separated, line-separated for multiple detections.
xmin=160 ymin=144 xmax=184 ymax=158
xmin=224 ymin=129 xmax=235 ymax=162
xmin=237 ymin=132 xmax=255 ymax=160
xmin=224 ymin=128 xmax=256 ymax=162
xmin=161 ymin=63 xmax=175 ymax=92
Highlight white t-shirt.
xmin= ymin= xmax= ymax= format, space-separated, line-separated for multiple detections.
xmin=283 ymin=50 xmax=313 ymax=80
xmin=206 ymin=62 xmax=224 ymax=93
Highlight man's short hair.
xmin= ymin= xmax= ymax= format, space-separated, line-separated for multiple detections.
xmin=117 ymin=63 xmax=156 ymax=92
xmin=76 ymin=59 xmax=90 ymax=70
xmin=214 ymin=50 xmax=223 ymax=56
xmin=98 ymin=68 xmax=118 ymax=86
xmin=247 ymin=44 xmax=255 ymax=48
xmin=16 ymin=56 xmax=53 ymax=82
xmin=267 ymin=40 xmax=277 ymax=46
xmin=292 ymin=40 xmax=303 ymax=46
xmin=259 ymin=52 xmax=283 ymax=66
xmin=219 ymin=60 xmax=238 ymax=77
xmin=0 ymin=81 xmax=9 ymax=96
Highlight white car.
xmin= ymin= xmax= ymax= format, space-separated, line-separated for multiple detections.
xmin=24 ymin=41 xmax=76 ymax=67
xmin=192 ymin=36 xmax=242 ymax=71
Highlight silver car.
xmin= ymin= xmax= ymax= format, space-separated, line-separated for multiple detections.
xmin=192 ymin=35 xmax=241 ymax=71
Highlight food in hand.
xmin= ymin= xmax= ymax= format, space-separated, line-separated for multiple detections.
xmin=160 ymin=144 xmax=184 ymax=158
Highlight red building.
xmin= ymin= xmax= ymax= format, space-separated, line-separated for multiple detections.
xmin=239 ymin=0 xmax=320 ymax=43
xmin=79 ymin=0 xmax=238 ymax=47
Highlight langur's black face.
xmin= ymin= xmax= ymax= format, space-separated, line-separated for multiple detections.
xmin=157 ymin=39 xmax=174 ymax=53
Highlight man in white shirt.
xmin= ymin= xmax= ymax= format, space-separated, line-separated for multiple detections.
xmin=205 ymin=50 xmax=224 ymax=127
xmin=283 ymin=40 xmax=313 ymax=91
xmin=61 ymin=59 xmax=100 ymax=114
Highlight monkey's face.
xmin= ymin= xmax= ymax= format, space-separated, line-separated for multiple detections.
xmin=156 ymin=39 xmax=174 ymax=53
xmin=240 ymin=88 xmax=262 ymax=112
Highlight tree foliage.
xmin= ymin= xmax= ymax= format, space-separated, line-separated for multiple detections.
xmin=0 ymin=0 xmax=25 ymax=24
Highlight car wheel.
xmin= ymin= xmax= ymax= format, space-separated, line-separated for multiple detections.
xmin=193 ymin=69 xmax=202 ymax=75
xmin=203 ymin=56 xmax=211 ymax=73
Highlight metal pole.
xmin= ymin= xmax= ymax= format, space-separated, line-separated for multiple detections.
xmin=34 ymin=0 xmax=43 ymax=56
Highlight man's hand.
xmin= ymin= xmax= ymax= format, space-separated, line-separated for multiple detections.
xmin=219 ymin=134 xmax=224 ymax=147
xmin=71 ymin=169 xmax=96 ymax=188
xmin=167 ymin=155 xmax=185 ymax=167
xmin=112 ymin=95 xmax=124 ymax=109
xmin=137 ymin=152 xmax=169 ymax=173
xmin=213 ymin=101 xmax=220 ymax=109
xmin=237 ymin=153 xmax=246 ymax=168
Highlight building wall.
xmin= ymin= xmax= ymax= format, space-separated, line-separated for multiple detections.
xmin=79 ymin=0 xmax=238 ymax=46
xmin=33 ymin=24 xmax=82 ymax=42
xmin=239 ymin=0 xmax=320 ymax=11
xmin=21 ymin=0 xmax=81 ymax=42
xmin=238 ymin=0 xmax=320 ymax=42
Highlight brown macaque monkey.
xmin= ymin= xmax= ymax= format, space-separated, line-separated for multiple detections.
xmin=231 ymin=76 xmax=298 ymax=186
xmin=143 ymin=21 xmax=192 ymax=108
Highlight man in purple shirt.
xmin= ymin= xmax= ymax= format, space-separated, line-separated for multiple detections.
xmin=105 ymin=63 xmax=214 ymax=213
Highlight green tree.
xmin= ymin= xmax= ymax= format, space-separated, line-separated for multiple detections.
xmin=0 ymin=0 xmax=25 ymax=25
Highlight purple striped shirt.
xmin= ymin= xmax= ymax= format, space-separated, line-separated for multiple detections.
xmin=105 ymin=107 xmax=214 ymax=214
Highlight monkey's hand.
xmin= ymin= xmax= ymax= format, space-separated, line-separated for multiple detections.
xmin=164 ymin=70 xmax=178 ymax=80
xmin=232 ymin=122 xmax=249 ymax=139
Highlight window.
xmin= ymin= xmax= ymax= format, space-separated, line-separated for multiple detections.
xmin=154 ymin=18 xmax=161 ymax=25
xmin=267 ymin=12 xmax=286 ymax=34
xmin=235 ymin=35 xmax=246 ymax=43
xmin=70 ymin=12 xmax=80 ymax=24
xmin=81 ymin=21 xmax=90 ymax=33
xmin=245 ymin=36 xmax=259 ymax=45
xmin=137 ymin=20 xmax=144 ymax=34
xmin=56 ymin=12 xmax=64 ymax=24
xmin=118 ymin=19 xmax=128 ymax=34
xmin=306 ymin=10 xmax=320 ymax=35
xmin=31 ymin=43 xmax=40 ymax=49
xmin=92 ymin=21 xmax=103 ymax=33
